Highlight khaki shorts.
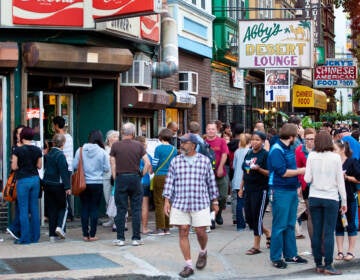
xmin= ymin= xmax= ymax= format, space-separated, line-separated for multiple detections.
xmin=170 ymin=207 xmax=211 ymax=227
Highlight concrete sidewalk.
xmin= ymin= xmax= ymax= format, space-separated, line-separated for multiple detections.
xmin=0 ymin=207 xmax=359 ymax=279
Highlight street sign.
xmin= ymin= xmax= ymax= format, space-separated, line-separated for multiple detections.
xmin=314 ymin=59 xmax=358 ymax=88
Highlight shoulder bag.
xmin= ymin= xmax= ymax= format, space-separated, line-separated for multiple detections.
xmin=3 ymin=171 xmax=17 ymax=202
xmin=150 ymin=146 xmax=176 ymax=191
xmin=72 ymin=147 xmax=86 ymax=196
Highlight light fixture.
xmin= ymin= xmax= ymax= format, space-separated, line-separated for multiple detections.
xmin=272 ymin=107 xmax=277 ymax=113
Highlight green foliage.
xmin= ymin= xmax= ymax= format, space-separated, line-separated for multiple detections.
xmin=301 ymin=116 xmax=322 ymax=129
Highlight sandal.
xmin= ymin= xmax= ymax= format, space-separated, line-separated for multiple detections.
xmin=266 ymin=237 xmax=271 ymax=249
xmin=89 ymin=236 xmax=99 ymax=242
xmin=344 ymin=252 xmax=355 ymax=261
xmin=335 ymin=252 xmax=344 ymax=260
xmin=246 ymin=247 xmax=262 ymax=255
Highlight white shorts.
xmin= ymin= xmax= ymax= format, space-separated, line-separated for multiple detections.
xmin=170 ymin=207 xmax=211 ymax=227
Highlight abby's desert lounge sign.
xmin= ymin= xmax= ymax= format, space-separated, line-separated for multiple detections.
xmin=238 ymin=20 xmax=314 ymax=69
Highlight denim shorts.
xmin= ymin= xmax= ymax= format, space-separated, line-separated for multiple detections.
xmin=143 ymin=184 xmax=151 ymax=197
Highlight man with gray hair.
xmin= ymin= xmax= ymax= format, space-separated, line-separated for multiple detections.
xmin=110 ymin=122 xmax=151 ymax=246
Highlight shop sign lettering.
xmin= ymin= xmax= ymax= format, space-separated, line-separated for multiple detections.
xmin=314 ymin=59 xmax=358 ymax=88
xmin=13 ymin=0 xmax=83 ymax=26
xmin=238 ymin=20 xmax=313 ymax=69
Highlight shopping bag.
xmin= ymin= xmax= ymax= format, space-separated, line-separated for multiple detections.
xmin=71 ymin=147 xmax=86 ymax=196
xmin=3 ymin=171 xmax=17 ymax=202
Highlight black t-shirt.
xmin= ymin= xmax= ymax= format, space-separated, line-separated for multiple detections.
xmin=242 ymin=148 xmax=268 ymax=192
xmin=13 ymin=144 xmax=42 ymax=179
xmin=343 ymin=157 xmax=360 ymax=203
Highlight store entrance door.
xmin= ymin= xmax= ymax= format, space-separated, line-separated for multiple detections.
xmin=27 ymin=91 xmax=73 ymax=224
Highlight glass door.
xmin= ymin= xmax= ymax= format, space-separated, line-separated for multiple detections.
xmin=43 ymin=93 xmax=73 ymax=147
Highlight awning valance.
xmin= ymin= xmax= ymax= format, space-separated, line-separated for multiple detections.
xmin=167 ymin=91 xmax=196 ymax=108
xmin=120 ymin=86 xmax=169 ymax=109
xmin=0 ymin=42 xmax=18 ymax=68
xmin=23 ymin=42 xmax=133 ymax=72
xmin=292 ymin=84 xmax=327 ymax=110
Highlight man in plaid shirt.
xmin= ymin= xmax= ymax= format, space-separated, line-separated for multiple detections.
xmin=163 ymin=133 xmax=219 ymax=278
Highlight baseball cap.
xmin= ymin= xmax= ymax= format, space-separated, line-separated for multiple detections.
xmin=179 ymin=133 xmax=199 ymax=144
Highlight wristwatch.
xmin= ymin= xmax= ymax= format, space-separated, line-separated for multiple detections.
xmin=212 ymin=201 xmax=219 ymax=205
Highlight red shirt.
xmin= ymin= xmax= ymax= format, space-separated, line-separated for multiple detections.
xmin=295 ymin=144 xmax=307 ymax=191
xmin=206 ymin=136 xmax=229 ymax=177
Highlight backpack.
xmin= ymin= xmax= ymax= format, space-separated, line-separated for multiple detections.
xmin=198 ymin=142 xmax=216 ymax=171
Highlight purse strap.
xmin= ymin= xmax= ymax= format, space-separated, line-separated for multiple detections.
xmin=155 ymin=146 xmax=176 ymax=175
xmin=78 ymin=147 xmax=83 ymax=170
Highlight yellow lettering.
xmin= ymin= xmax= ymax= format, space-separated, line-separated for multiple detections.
xmin=246 ymin=44 xmax=255 ymax=55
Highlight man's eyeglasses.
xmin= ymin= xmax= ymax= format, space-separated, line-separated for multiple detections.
xmin=305 ymin=138 xmax=314 ymax=141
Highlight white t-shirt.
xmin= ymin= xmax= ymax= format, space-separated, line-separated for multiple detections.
xmin=63 ymin=133 xmax=74 ymax=172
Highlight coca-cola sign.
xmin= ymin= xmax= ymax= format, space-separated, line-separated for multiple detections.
xmin=140 ymin=15 xmax=159 ymax=42
xmin=13 ymin=0 xmax=84 ymax=26
xmin=93 ymin=0 xmax=162 ymax=21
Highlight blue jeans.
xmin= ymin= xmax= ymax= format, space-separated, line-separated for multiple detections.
xmin=79 ymin=184 xmax=103 ymax=238
xmin=8 ymin=201 xmax=21 ymax=237
xmin=270 ymin=189 xmax=298 ymax=261
xmin=309 ymin=197 xmax=339 ymax=267
xmin=114 ymin=174 xmax=143 ymax=241
xmin=16 ymin=176 xmax=40 ymax=244
xmin=236 ymin=193 xmax=246 ymax=229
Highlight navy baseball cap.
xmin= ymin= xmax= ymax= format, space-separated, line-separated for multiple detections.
xmin=179 ymin=133 xmax=199 ymax=144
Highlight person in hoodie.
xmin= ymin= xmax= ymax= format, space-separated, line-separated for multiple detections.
xmin=42 ymin=134 xmax=71 ymax=242
xmin=73 ymin=130 xmax=110 ymax=241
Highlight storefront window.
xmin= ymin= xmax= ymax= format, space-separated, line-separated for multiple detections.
xmin=122 ymin=116 xmax=153 ymax=138
xmin=43 ymin=93 xmax=72 ymax=142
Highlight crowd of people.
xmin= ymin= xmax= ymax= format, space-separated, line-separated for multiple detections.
xmin=4 ymin=116 xmax=360 ymax=278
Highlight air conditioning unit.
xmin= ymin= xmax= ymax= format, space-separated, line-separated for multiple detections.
xmin=65 ymin=77 xmax=92 ymax=87
xmin=179 ymin=71 xmax=198 ymax=95
xmin=121 ymin=60 xmax=152 ymax=88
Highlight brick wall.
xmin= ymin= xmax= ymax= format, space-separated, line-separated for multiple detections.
xmin=211 ymin=70 xmax=245 ymax=106
xmin=160 ymin=50 xmax=212 ymax=132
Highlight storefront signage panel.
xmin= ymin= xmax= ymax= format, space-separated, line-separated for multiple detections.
xmin=314 ymin=59 xmax=358 ymax=88
xmin=97 ymin=15 xmax=160 ymax=43
xmin=265 ymin=68 xmax=290 ymax=102
xmin=238 ymin=20 xmax=313 ymax=69
xmin=92 ymin=0 xmax=162 ymax=21
xmin=292 ymin=84 xmax=327 ymax=110
xmin=13 ymin=0 xmax=84 ymax=26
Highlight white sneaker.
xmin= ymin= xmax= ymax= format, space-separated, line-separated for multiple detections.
xmin=55 ymin=227 xmax=66 ymax=239
xmin=131 ymin=239 xmax=144 ymax=246
xmin=113 ymin=239 xmax=125 ymax=246
xmin=49 ymin=236 xmax=56 ymax=243
xmin=102 ymin=219 xmax=114 ymax=227
xmin=206 ymin=227 xmax=211 ymax=233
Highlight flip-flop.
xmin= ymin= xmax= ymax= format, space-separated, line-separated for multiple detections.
xmin=344 ymin=252 xmax=355 ymax=261
xmin=246 ymin=247 xmax=262 ymax=255
xmin=335 ymin=252 xmax=344 ymax=260
xmin=266 ymin=237 xmax=271 ymax=249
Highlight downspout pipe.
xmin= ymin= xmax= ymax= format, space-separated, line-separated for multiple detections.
xmin=152 ymin=13 xmax=178 ymax=78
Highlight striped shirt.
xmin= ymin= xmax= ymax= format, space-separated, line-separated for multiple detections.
xmin=163 ymin=152 xmax=218 ymax=212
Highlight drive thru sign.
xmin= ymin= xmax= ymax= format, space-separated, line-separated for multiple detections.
xmin=314 ymin=59 xmax=358 ymax=88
